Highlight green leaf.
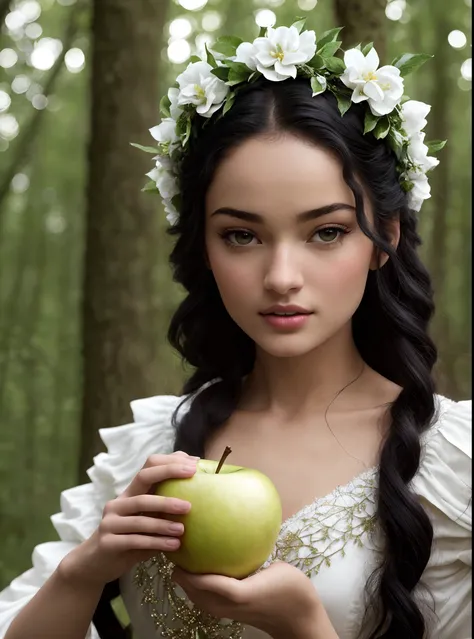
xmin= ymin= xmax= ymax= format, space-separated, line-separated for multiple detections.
xmin=392 ymin=53 xmax=433 ymax=77
xmin=183 ymin=118 xmax=192 ymax=145
xmin=317 ymin=27 xmax=343 ymax=49
xmin=205 ymin=44 xmax=218 ymax=68
xmin=224 ymin=61 xmax=251 ymax=86
xmin=130 ymin=142 xmax=158 ymax=154
xmin=317 ymin=41 xmax=342 ymax=58
xmin=190 ymin=55 xmax=202 ymax=63
xmin=310 ymin=76 xmax=326 ymax=96
xmin=211 ymin=66 xmax=230 ymax=81
xmin=223 ymin=92 xmax=236 ymax=114
xmin=258 ymin=25 xmax=267 ymax=37
xmin=175 ymin=112 xmax=189 ymax=137
xmin=159 ymin=94 xmax=171 ymax=118
xmin=307 ymin=53 xmax=325 ymax=70
xmin=212 ymin=35 xmax=243 ymax=57
xmin=291 ymin=17 xmax=307 ymax=33
xmin=363 ymin=110 xmax=378 ymax=134
xmin=329 ymin=87 xmax=351 ymax=116
xmin=426 ymin=139 xmax=447 ymax=154
xmin=361 ymin=42 xmax=374 ymax=56
xmin=373 ymin=117 xmax=390 ymax=139
xmin=324 ymin=56 xmax=346 ymax=74
xmin=142 ymin=181 xmax=159 ymax=193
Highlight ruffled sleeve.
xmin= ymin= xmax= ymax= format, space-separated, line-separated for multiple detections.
xmin=413 ymin=397 xmax=472 ymax=638
xmin=0 ymin=394 xmax=181 ymax=638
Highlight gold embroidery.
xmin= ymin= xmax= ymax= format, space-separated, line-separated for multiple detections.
xmin=265 ymin=472 xmax=378 ymax=578
xmin=133 ymin=553 xmax=243 ymax=638
xmin=133 ymin=469 xmax=377 ymax=637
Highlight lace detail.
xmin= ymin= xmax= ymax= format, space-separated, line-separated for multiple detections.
xmin=133 ymin=468 xmax=378 ymax=637
xmin=265 ymin=468 xmax=378 ymax=577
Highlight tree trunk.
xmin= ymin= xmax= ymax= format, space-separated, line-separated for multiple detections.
xmin=334 ymin=0 xmax=387 ymax=61
xmin=79 ymin=0 xmax=169 ymax=481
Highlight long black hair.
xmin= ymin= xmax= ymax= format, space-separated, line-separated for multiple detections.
xmin=167 ymin=78 xmax=437 ymax=638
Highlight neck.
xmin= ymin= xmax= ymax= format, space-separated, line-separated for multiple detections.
xmin=241 ymin=325 xmax=366 ymax=418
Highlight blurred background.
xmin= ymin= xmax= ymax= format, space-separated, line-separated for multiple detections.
xmin=0 ymin=0 xmax=471 ymax=591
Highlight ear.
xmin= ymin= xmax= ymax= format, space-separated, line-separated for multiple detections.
xmin=370 ymin=217 xmax=400 ymax=270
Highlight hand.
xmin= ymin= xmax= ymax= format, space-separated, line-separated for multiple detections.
xmin=59 ymin=451 xmax=199 ymax=587
xmin=171 ymin=560 xmax=327 ymax=639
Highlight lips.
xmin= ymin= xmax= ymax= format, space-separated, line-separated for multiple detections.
xmin=260 ymin=305 xmax=313 ymax=316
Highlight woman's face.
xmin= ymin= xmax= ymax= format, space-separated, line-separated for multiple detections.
xmin=205 ymin=134 xmax=377 ymax=358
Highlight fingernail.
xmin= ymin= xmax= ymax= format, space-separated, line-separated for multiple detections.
xmin=182 ymin=463 xmax=197 ymax=472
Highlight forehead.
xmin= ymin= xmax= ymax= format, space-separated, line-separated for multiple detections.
xmin=205 ymin=133 xmax=355 ymax=216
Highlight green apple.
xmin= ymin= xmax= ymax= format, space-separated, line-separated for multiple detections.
xmin=155 ymin=450 xmax=282 ymax=578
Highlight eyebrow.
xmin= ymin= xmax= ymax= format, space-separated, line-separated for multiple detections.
xmin=210 ymin=203 xmax=356 ymax=223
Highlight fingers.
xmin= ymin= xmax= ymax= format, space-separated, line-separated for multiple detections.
xmin=105 ymin=493 xmax=192 ymax=517
xmin=101 ymin=514 xmax=184 ymax=538
xmin=172 ymin=569 xmax=244 ymax=604
xmin=123 ymin=456 xmax=199 ymax=498
xmin=99 ymin=532 xmax=182 ymax=553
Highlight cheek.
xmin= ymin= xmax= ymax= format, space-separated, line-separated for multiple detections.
xmin=313 ymin=239 xmax=373 ymax=297
xmin=207 ymin=249 xmax=257 ymax=307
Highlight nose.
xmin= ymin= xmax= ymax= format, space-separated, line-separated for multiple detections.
xmin=263 ymin=244 xmax=304 ymax=295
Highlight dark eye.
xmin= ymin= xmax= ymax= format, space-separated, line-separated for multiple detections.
xmin=314 ymin=228 xmax=342 ymax=243
xmin=226 ymin=230 xmax=256 ymax=246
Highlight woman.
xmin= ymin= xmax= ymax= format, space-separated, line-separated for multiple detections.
xmin=0 ymin=21 xmax=471 ymax=639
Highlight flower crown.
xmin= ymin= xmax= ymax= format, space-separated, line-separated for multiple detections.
xmin=135 ymin=18 xmax=446 ymax=225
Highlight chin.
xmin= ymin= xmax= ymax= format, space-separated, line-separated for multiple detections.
xmin=253 ymin=334 xmax=326 ymax=359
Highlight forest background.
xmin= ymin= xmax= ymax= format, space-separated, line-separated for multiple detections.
xmin=0 ymin=0 xmax=471 ymax=593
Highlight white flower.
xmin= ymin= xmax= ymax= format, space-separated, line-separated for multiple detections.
xmin=400 ymin=99 xmax=430 ymax=137
xmin=163 ymin=198 xmax=179 ymax=225
xmin=176 ymin=60 xmax=229 ymax=118
xmin=168 ymin=87 xmax=183 ymax=120
xmin=237 ymin=26 xmax=316 ymax=82
xmin=147 ymin=162 xmax=179 ymax=201
xmin=235 ymin=41 xmax=258 ymax=70
xmin=341 ymin=47 xmax=404 ymax=116
xmin=149 ymin=117 xmax=179 ymax=150
xmin=406 ymin=172 xmax=431 ymax=212
xmin=407 ymin=132 xmax=439 ymax=173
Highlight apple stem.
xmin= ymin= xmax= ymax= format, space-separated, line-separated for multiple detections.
xmin=215 ymin=446 xmax=232 ymax=474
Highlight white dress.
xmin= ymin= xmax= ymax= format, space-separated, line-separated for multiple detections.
xmin=0 ymin=393 xmax=471 ymax=639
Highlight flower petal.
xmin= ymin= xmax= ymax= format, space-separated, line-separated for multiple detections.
xmin=275 ymin=60 xmax=297 ymax=78
xmin=365 ymin=47 xmax=380 ymax=72
xmin=344 ymin=48 xmax=366 ymax=71
xmin=363 ymin=80 xmax=385 ymax=102
xmin=256 ymin=64 xmax=287 ymax=81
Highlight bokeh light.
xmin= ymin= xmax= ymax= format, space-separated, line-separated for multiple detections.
xmin=169 ymin=17 xmax=193 ymax=39
xmin=255 ymin=9 xmax=277 ymax=28
xmin=179 ymin=0 xmax=208 ymax=10
xmin=0 ymin=49 xmax=19 ymax=69
xmin=25 ymin=23 xmax=43 ymax=39
xmin=65 ymin=47 xmax=85 ymax=73
xmin=30 ymin=38 xmax=63 ymax=71
xmin=385 ymin=0 xmax=406 ymax=21
xmin=11 ymin=173 xmax=30 ymax=194
xmin=0 ymin=114 xmax=20 ymax=140
xmin=167 ymin=39 xmax=191 ymax=64
xmin=461 ymin=58 xmax=472 ymax=81
xmin=32 ymin=94 xmax=48 ymax=109
xmin=298 ymin=0 xmax=318 ymax=9
xmin=202 ymin=12 xmax=221 ymax=32
xmin=11 ymin=75 xmax=31 ymax=94
xmin=0 ymin=90 xmax=11 ymax=112
xmin=18 ymin=1 xmax=42 ymax=22
xmin=448 ymin=30 xmax=467 ymax=49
